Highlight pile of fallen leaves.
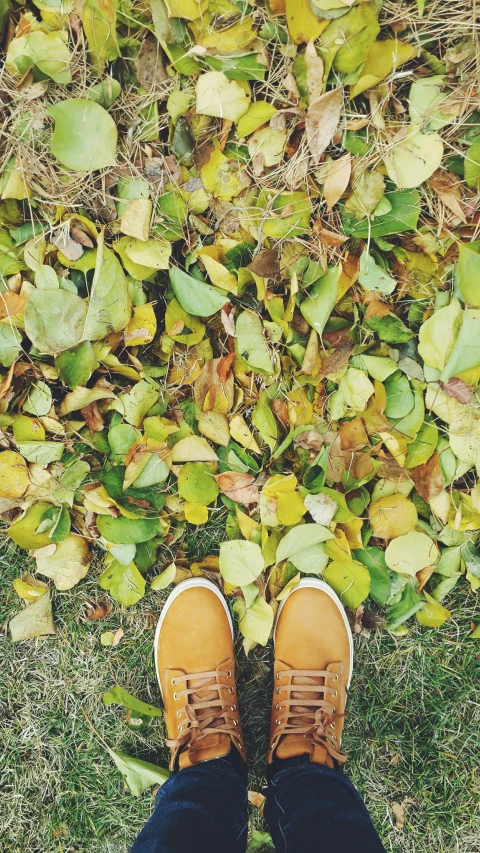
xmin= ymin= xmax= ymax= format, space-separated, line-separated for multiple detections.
xmin=2 ymin=0 xmax=480 ymax=654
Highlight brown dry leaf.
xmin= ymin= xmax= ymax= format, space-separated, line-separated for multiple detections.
xmin=439 ymin=377 xmax=473 ymax=404
xmin=325 ymin=432 xmax=346 ymax=482
xmin=216 ymin=472 xmax=259 ymax=505
xmin=220 ymin=307 xmax=235 ymax=337
xmin=339 ymin=417 xmax=369 ymax=451
xmin=52 ymin=231 xmax=84 ymax=261
xmin=195 ymin=357 xmax=235 ymax=413
xmin=294 ymin=429 xmax=323 ymax=453
xmin=364 ymin=295 xmax=391 ymax=320
xmin=81 ymin=401 xmax=104 ymax=432
xmin=247 ymin=248 xmax=280 ymax=279
xmin=84 ymin=597 xmax=112 ymax=621
xmin=112 ymin=626 xmax=124 ymax=647
xmin=319 ymin=340 xmax=353 ymax=379
xmin=428 ymin=169 xmax=466 ymax=223
xmin=70 ymin=226 xmax=95 ymax=248
xmin=305 ymin=40 xmax=324 ymax=104
xmin=410 ymin=452 xmax=444 ymax=502
xmin=361 ymin=381 xmax=389 ymax=435
xmin=0 ymin=363 xmax=15 ymax=400
xmin=136 ymin=38 xmax=168 ymax=91
xmin=323 ymin=153 xmax=351 ymax=211
xmin=416 ymin=565 xmax=436 ymax=593
xmin=0 ymin=291 xmax=27 ymax=320
xmin=248 ymin=790 xmax=265 ymax=811
xmin=391 ymin=801 xmax=406 ymax=830
xmin=318 ymin=227 xmax=347 ymax=247
xmin=305 ymin=88 xmax=343 ymax=164
xmin=271 ymin=397 xmax=289 ymax=427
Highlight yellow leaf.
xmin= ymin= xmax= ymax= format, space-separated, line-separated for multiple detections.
xmin=164 ymin=0 xmax=208 ymax=19
xmin=286 ymin=0 xmax=328 ymax=44
xmin=0 ymin=450 xmax=30 ymax=499
xmin=350 ymin=39 xmax=418 ymax=99
xmin=286 ymin=387 xmax=313 ymax=426
xmin=198 ymin=411 xmax=230 ymax=446
xmin=342 ymin=517 xmax=364 ymax=550
xmin=325 ymin=528 xmax=351 ymax=562
xmin=236 ymin=506 xmax=259 ymax=541
xmin=13 ymin=575 xmax=48 ymax=602
xmin=170 ymin=435 xmax=218 ymax=462
xmin=184 ymin=502 xmax=208 ymax=524
xmin=369 ymin=494 xmax=418 ymax=540
xmin=199 ymin=252 xmax=238 ymax=292
xmin=379 ymin=430 xmax=407 ymax=468
xmin=196 ymin=72 xmax=250 ymax=124
xmin=229 ymin=414 xmax=261 ymax=454
xmin=416 ymin=592 xmax=451 ymax=628
xmin=124 ymin=303 xmax=157 ymax=346
xmin=277 ymin=491 xmax=306 ymax=525
xmin=120 ymin=199 xmax=152 ymax=242
xmin=263 ymin=473 xmax=297 ymax=497
xmin=201 ymin=148 xmax=250 ymax=201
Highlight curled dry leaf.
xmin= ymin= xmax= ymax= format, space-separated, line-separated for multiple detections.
xmin=305 ymin=88 xmax=343 ymax=164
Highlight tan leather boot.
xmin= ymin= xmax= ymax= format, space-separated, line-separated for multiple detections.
xmin=268 ymin=578 xmax=353 ymax=768
xmin=155 ymin=578 xmax=246 ymax=770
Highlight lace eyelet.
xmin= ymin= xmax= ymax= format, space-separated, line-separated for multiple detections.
xmin=333 ymin=707 xmax=337 ymax=714
xmin=276 ymin=672 xmax=281 ymax=680
xmin=276 ymin=686 xmax=280 ymax=694
xmin=178 ymin=724 xmax=182 ymax=731
xmin=332 ymin=734 xmax=337 ymax=742
xmin=275 ymin=719 xmax=280 ymax=725
xmin=228 ymin=686 xmax=234 ymax=694
xmin=332 ymin=690 xmax=338 ymax=699
xmin=171 ymin=678 xmax=176 ymax=686
xmin=227 ymin=670 xmax=232 ymax=678
xmin=333 ymin=674 xmax=339 ymax=682
xmin=233 ymin=719 xmax=239 ymax=726
xmin=231 ymin=704 xmax=236 ymax=711
xmin=275 ymin=703 xmax=280 ymax=711
xmin=176 ymin=710 xmax=181 ymax=718
xmin=173 ymin=692 xmax=178 ymax=701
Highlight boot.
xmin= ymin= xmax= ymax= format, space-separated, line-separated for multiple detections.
xmin=155 ymin=578 xmax=246 ymax=770
xmin=268 ymin=578 xmax=353 ymax=768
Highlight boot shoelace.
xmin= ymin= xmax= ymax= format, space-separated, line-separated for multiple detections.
xmin=274 ymin=668 xmax=347 ymax=764
xmin=167 ymin=669 xmax=240 ymax=752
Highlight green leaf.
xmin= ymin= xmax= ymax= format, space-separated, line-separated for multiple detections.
xmin=16 ymin=441 xmax=64 ymax=464
xmin=6 ymin=31 xmax=71 ymax=84
xmin=56 ymin=341 xmax=97 ymax=389
xmin=23 ymin=380 xmax=52 ymax=417
xmin=342 ymin=190 xmax=421 ymax=238
xmin=8 ymin=503 xmax=54 ymax=550
xmin=386 ymin=578 xmax=424 ymax=630
xmin=96 ymin=515 xmax=164 ymax=545
xmin=0 ymin=323 xmax=22 ymax=367
xmin=109 ymin=380 xmax=160 ymax=427
xmin=352 ymin=546 xmax=391 ymax=607
xmin=24 ymin=289 xmax=88 ymax=354
xmin=385 ymin=530 xmax=439 ymax=576
xmin=418 ymin=298 xmax=463 ymax=371
xmin=358 ymin=250 xmax=396 ymax=294
xmin=300 ymin=265 xmax=340 ymax=336
xmin=464 ymin=139 xmax=480 ymax=189
xmin=323 ymin=559 xmax=370 ymax=609
xmin=235 ymin=311 xmax=274 ymax=375
xmin=262 ymin=192 xmax=311 ymax=239
xmin=366 ymin=313 xmax=413 ymax=344
xmin=103 ymin=685 xmax=163 ymax=718
xmin=107 ymin=748 xmax=169 ymax=796
xmin=416 ymin=592 xmax=451 ymax=627
xmin=81 ymin=0 xmax=120 ymax=73
xmin=177 ymin=462 xmax=219 ymax=506
xmin=458 ymin=242 xmax=480 ymax=307
xmin=384 ymin=126 xmax=443 ymax=189
xmin=234 ymin=594 xmax=274 ymax=646
xmin=9 ymin=591 xmax=55 ymax=642
xmin=48 ymin=99 xmax=117 ymax=171
xmin=251 ymin=390 xmax=278 ymax=452
xmin=98 ymin=560 xmax=146 ymax=606
xmin=441 ymin=308 xmax=480 ymax=381
xmin=219 ymin=539 xmax=265 ymax=586
xmin=276 ymin=523 xmax=333 ymax=563
xmin=169 ymin=266 xmax=229 ymax=317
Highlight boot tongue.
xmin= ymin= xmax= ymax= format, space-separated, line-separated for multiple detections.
xmin=178 ymin=675 xmax=231 ymax=768
xmin=275 ymin=673 xmax=332 ymax=767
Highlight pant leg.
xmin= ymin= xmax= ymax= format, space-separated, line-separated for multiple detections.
xmin=130 ymin=757 xmax=249 ymax=853
xmin=264 ymin=757 xmax=386 ymax=853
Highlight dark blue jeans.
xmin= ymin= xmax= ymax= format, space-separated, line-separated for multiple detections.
xmin=130 ymin=755 xmax=386 ymax=852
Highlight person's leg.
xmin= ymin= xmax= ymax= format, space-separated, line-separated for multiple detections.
xmin=130 ymin=754 xmax=248 ymax=853
xmin=265 ymin=578 xmax=386 ymax=852
xmin=130 ymin=578 xmax=248 ymax=853
xmin=265 ymin=757 xmax=385 ymax=852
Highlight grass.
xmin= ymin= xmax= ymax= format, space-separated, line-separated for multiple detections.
xmin=1 ymin=535 xmax=479 ymax=853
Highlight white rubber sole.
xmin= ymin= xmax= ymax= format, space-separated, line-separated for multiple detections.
xmin=274 ymin=577 xmax=354 ymax=689
xmin=153 ymin=578 xmax=234 ymax=700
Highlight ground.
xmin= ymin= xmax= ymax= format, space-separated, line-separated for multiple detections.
xmin=1 ymin=534 xmax=479 ymax=853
